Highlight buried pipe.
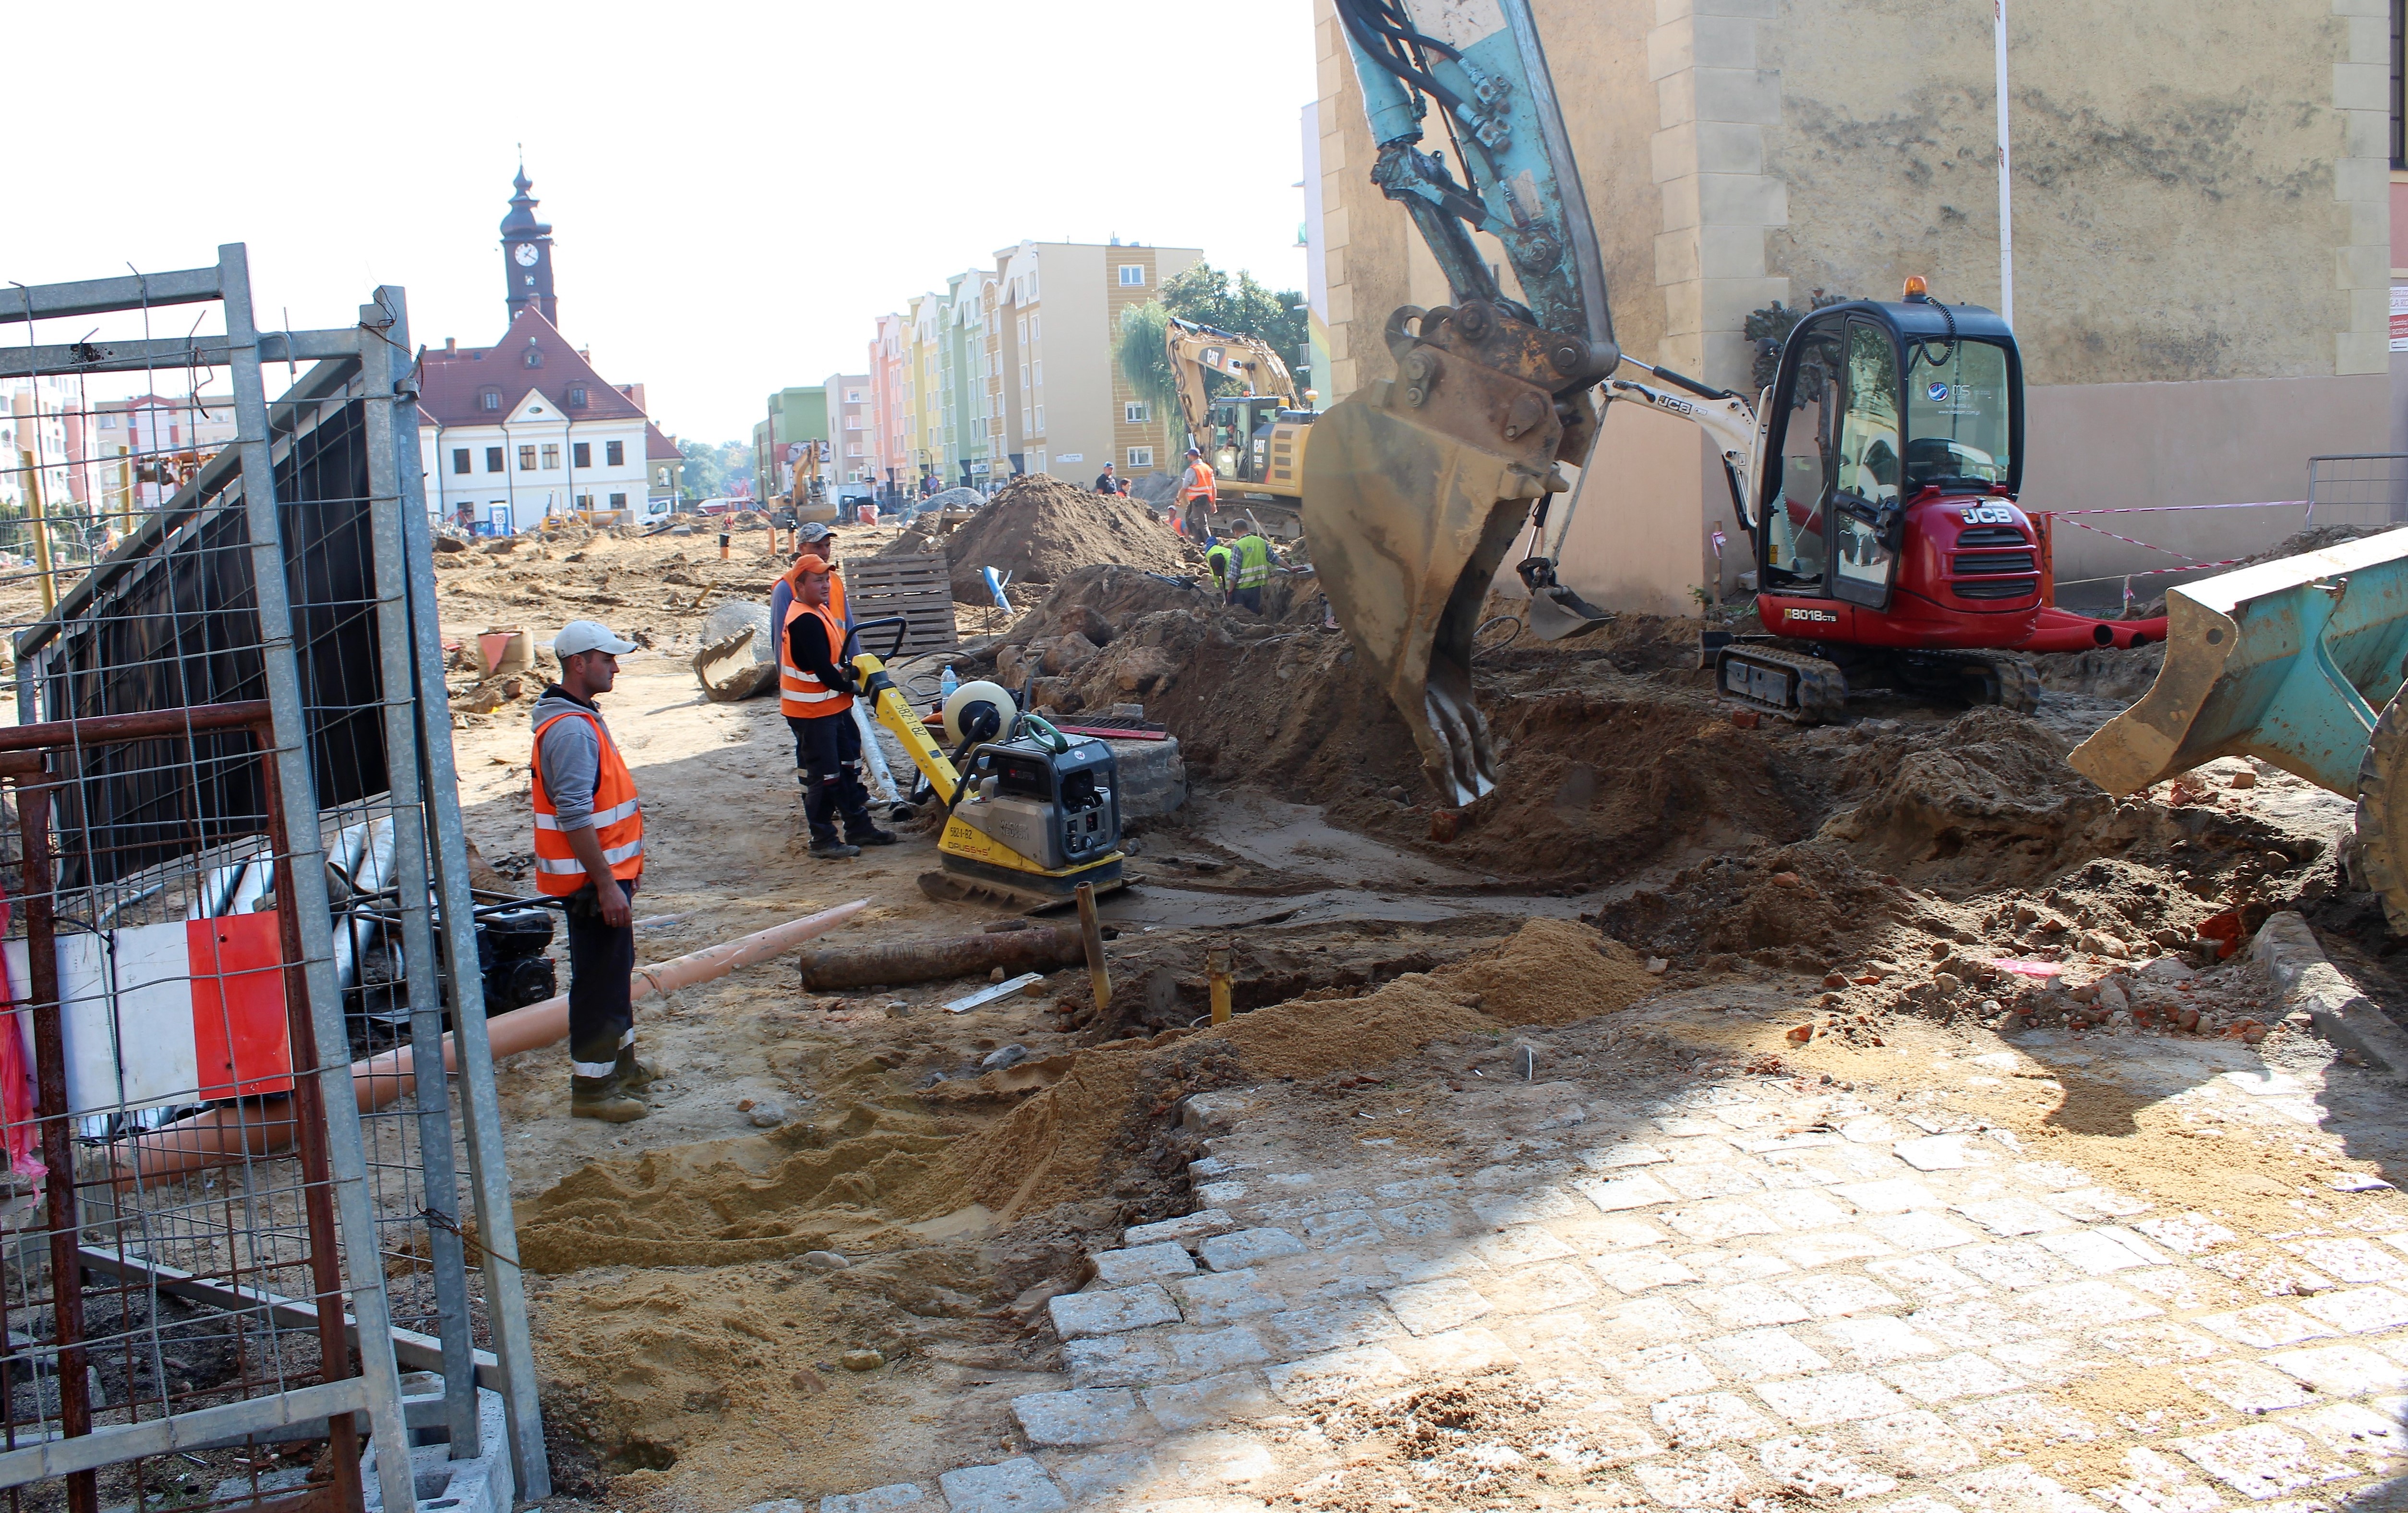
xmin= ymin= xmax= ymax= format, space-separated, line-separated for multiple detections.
xmin=118 ymin=899 xmax=870 ymax=1186
xmin=795 ymin=921 xmax=1084 ymax=993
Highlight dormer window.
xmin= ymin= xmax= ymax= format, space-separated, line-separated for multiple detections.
xmin=523 ymin=347 xmax=543 ymax=369
xmin=568 ymin=386 xmax=587 ymax=407
xmin=479 ymin=390 xmax=501 ymax=411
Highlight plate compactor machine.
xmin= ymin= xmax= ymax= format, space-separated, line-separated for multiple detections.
xmin=845 ymin=617 xmax=1126 ymax=910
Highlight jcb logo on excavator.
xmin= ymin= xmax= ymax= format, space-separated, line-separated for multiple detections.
xmin=1958 ymin=504 xmax=2016 ymax=525
xmin=1785 ymin=608 xmax=1839 ymax=623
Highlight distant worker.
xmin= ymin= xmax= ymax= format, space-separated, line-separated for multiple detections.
xmin=1228 ymin=527 xmax=1273 ymax=615
xmin=1205 ymin=539 xmax=1234 ymax=599
xmin=530 ymin=620 xmax=655 ymax=1124
xmin=1094 ymin=461 xmax=1121 ymax=496
xmin=1176 ymin=447 xmax=1216 ymax=539
xmin=771 ymin=520 xmax=847 ymax=644
xmin=781 ymin=556 xmax=893 ymax=858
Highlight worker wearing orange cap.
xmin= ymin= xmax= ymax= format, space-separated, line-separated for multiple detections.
xmin=780 ymin=556 xmax=892 ymax=858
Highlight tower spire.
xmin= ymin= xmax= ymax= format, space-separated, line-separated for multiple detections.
xmin=500 ymin=162 xmax=557 ymax=325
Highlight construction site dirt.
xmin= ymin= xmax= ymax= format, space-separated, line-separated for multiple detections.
xmin=404 ymin=511 xmax=2408 ymax=1513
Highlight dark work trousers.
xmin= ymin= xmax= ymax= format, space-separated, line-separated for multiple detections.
xmin=563 ymin=875 xmax=638 ymax=1078
xmin=1229 ymin=585 xmax=1264 ymax=615
xmin=788 ymin=712 xmax=873 ymax=843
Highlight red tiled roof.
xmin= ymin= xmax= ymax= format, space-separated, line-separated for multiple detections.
xmin=645 ymin=423 xmax=680 ymax=460
xmin=415 ymin=308 xmax=648 ymax=426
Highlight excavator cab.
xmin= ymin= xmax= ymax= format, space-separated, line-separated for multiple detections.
xmin=1208 ymin=396 xmax=1287 ymax=485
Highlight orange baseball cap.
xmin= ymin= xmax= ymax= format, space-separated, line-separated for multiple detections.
xmin=793 ymin=555 xmax=832 ymax=574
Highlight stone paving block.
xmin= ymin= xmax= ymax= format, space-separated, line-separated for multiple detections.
xmin=2285 ymin=1401 xmax=2408 ymax=1459
xmin=2266 ymin=1344 xmax=2408 ymax=1397
xmin=1603 ymin=1295 xmax=1712 ymax=1344
xmin=1665 ymin=1200 xmax=1783 ymax=1243
xmin=1880 ymin=1351 xmax=2026 ymax=1404
xmin=2021 ymin=1280 xmax=2162 ymax=1325
xmin=2198 ymin=1251 xmax=2336 ymax=1299
xmin=1579 ymin=1172 xmax=1680 ymax=1212
xmin=1700 ymin=1327 xmax=1830 ymax=1380
xmin=1691 ymin=1248 xmax=1794 ymax=1284
xmin=1250 ymin=1189 xmax=1367 ymax=1223
xmin=1143 ymin=1370 xmax=1278 ymax=1432
xmin=1867 ymin=1255 xmax=1988 ymax=1304
xmin=2042 ymin=1186 xmax=2152 ymax=1223
xmin=1986 ymin=1338 xmax=2102 ymax=1386
xmin=1734 ymin=1132 xmax=1843 ymax=1156
xmin=1698 ymin=1282 xmax=1812 ymax=1330
xmin=1756 ymin=1434 xmax=1900 ymax=1498
xmin=1372 ymin=1175 xmax=1460 ymax=1202
xmin=1866 ymin=1212 xmax=1982 ymax=1253
xmin=1561 ymin=1214 xmax=1676 ymax=1251
xmin=1658 ymin=1161 xmax=1769 ymax=1200
xmin=1093 ymin=1243 xmax=1200 ymax=1287
xmin=936 ymin=1457 xmax=1070 ymax=1513
xmin=1614 ymin=1344 xmax=1723 ymax=1397
xmin=1195 ymin=1181 xmax=1249 ymax=1208
xmin=1475 ymin=1224 xmax=1575 ymax=1269
xmin=1374 ymin=1200 xmax=1465 ymax=1239
xmin=1632 ymin=1450 xmax=1759 ymax=1507
xmin=821 ymin=1484 xmax=927 ymax=1513
xmin=1843 ymin=1116 xmax=1909 ymax=1145
xmin=1260 ymin=1344 xmax=1410 ymax=1404
xmin=1170 ymin=1327 xmax=1272 ymax=1376
xmin=1064 ymin=1335 xmax=1173 ymax=1389
xmin=1838 ymin=1179 xmax=1946 ymax=1214
xmin=1760 ymin=1192 xmax=1856 ymax=1232
xmin=1776 ymin=1230 xmax=1897 ymax=1268
xmin=1776 ymin=1272 xmax=1902 ymax=1318
xmin=1299 ymin=1207 xmax=1384 ymax=1250
xmin=1654 ymin=1391 xmax=1778 ymax=1446
xmin=1038 ymin=1450 xmax=1154 ymax=1507
xmin=1172 ymin=1271 xmax=1284 ymax=1326
xmin=2119 ymin=1266 xmax=2247 ymax=1313
xmin=1952 ymin=1198 xmax=2068 ymax=1237
xmin=1471 ymin=1186 xmax=1582 ymax=1226
xmin=2132 ymin=1213 xmax=2239 ymax=1256
xmin=1124 ymin=1211 xmax=1236 ymax=1249
xmin=1895 ymin=1135 xmax=1994 ymax=1172
xmin=1956 ymin=1242 xmax=2078 ymax=1291
xmin=1907 ymin=1301 xmax=2044 ymax=1348
xmin=2293 ymin=1238 xmax=2408 ymax=1286
xmin=1950 ymin=1392 xmax=2099 ymax=1448
xmin=2035 ymin=1228 xmax=2159 ymax=1276
xmin=1011 ymin=1388 xmax=1156 ymax=1447
xmin=1819 ymin=1314 xmax=1941 ymax=1365
xmin=2297 ymin=1285 xmax=2408 ymax=1335
xmin=1757 ymin=1154 xmax=1855 ymax=1189
xmin=1586 ymin=1141 xmax=1672 ymax=1169
xmin=1051 ymin=1285 xmax=1183 ymax=1340
xmin=2177 ymin=1361 xmax=2315 ymax=1414
xmin=1940 ymin=1462 xmax=2095 ymax=1513
xmin=1530 ymin=1410 xmax=1661 ymax=1468
xmin=1391 ymin=1323 xmax=1519 ymax=1378
xmin=1488 ymin=1259 xmax=1599 ymax=1314
xmin=1199 ymin=1228 xmax=1305 ymax=1272
xmin=1382 ymin=1276 xmax=1495 ymax=1335
xmin=2011 ymin=1162 xmax=2091 ymax=1191
xmin=1384 ymin=1248 xmax=1490 ymax=1283
xmin=1265 ymin=1297 xmax=1403 ymax=1355
xmin=2174 ymin=1424 xmax=2355 ymax=1500
xmin=1755 ymin=1371 xmax=1910 ymax=1426
xmin=1590 ymin=1249 xmax=1699 ymax=1294
xmin=2199 ymin=1306 xmax=2335 ymax=1350
xmin=2091 ymin=1321 xmax=2225 ymax=1368
xmin=1848 ymin=1410 xmax=1982 ymax=1476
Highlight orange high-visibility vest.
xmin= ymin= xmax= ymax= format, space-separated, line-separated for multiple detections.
xmin=530 ymin=710 xmax=644 ymax=895
xmin=780 ymin=599 xmax=855 ymax=718
xmin=1179 ymin=460 xmax=1216 ymax=503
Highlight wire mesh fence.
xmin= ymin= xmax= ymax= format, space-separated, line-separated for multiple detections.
xmin=2308 ymin=453 xmax=2408 ymax=528
xmin=0 ymin=247 xmax=540 ymax=1513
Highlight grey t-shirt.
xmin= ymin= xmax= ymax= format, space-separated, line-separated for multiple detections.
xmin=531 ymin=688 xmax=609 ymax=830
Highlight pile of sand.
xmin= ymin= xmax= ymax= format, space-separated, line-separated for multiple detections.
xmin=886 ymin=474 xmax=1199 ymax=605
xmin=963 ymin=917 xmax=1660 ymax=1216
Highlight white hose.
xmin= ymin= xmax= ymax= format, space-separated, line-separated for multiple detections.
xmin=852 ymin=701 xmax=902 ymax=804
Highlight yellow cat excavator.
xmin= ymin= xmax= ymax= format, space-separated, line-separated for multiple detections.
xmin=1164 ymin=316 xmax=1316 ymax=537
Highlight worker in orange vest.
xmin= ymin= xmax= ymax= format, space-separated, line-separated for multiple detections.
xmin=781 ymin=556 xmax=894 ymax=858
xmin=1176 ymin=447 xmax=1217 ymax=540
xmin=530 ymin=620 xmax=654 ymax=1123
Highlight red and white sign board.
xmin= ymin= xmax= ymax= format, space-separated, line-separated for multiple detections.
xmin=3 ymin=913 xmax=294 ymax=1114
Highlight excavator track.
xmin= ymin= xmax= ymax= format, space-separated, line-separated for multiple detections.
xmin=2355 ymin=688 xmax=2408 ymax=932
xmin=1897 ymin=650 xmax=2041 ymax=714
xmin=1715 ymin=642 xmax=1849 ymax=724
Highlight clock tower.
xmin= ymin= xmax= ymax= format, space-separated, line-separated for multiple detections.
xmin=500 ymin=165 xmax=557 ymax=324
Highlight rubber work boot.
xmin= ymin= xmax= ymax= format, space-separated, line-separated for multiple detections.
xmin=846 ymin=823 xmax=898 ymax=847
xmin=811 ymin=838 xmax=862 ymax=859
xmin=570 ymin=1075 xmax=648 ymax=1123
xmin=613 ymin=1047 xmax=661 ymax=1092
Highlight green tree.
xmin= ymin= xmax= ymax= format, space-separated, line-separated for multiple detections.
xmin=1115 ymin=303 xmax=1182 ymax=466
xmin=675 ymin=438 xmax=757 ymax=502
xmin=1117 ymin=262 xmax=1311 ymax=462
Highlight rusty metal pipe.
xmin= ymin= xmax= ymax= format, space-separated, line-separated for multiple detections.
xmin=796 ymin=921 xmax=1084 ymax=993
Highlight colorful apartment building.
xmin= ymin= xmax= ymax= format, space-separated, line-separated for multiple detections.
xmin=986 ymin=239 xmax=1201 ymax=482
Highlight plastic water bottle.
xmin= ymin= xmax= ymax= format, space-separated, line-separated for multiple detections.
xmin=940 ymin=665 xmax=958 ymax=704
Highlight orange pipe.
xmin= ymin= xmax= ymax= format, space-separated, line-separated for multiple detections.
xmin=120 ymin=899 xmax=869 ymax=1185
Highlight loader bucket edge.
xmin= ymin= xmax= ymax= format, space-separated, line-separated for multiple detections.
xmin=2068 ymin=526 xmax=2408 ymax=799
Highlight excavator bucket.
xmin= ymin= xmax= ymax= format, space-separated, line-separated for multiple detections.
xmin=1302 ymin=380 xmax=1551 ymax=806
xmin=2068 ymin=527 xmax=2408 ymax=800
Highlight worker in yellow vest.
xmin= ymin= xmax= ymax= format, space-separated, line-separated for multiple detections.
xmin=1176 ymin=447 xmax=1217 ymax=539
xmin=530 ymin=620 xmax=654 ymax=1123
xmin=1228 ymin=528 xmax=1273 ymax=615
xmin=780 ymin=556 xmax=894 ymax=858
xmin=1204 ymin=540 xmax=1234 ymax=599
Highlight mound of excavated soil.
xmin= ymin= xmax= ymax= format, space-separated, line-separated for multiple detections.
xmin=1817 ymin=704 xmax=2111 ymax=885
xmin=890 ymin=474 xmax=1200 ymax=604
xmin=1596 ymin=841 xmax=1918 ymax=971
xmin=963 ymin=917 xmax=1659 ymax=1216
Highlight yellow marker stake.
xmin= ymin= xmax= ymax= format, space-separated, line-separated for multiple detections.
xmin=1075 ymin=882 xmax=1110 ymax=1014
xmin=1207 ymin=944 xmax=1232 ymax=1027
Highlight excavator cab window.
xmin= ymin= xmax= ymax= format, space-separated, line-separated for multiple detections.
xmin=1762 ymin=321 xmax=1844 ymax=592
xmin=1830 ymin=320 xmax=1905 ymax=610
xmin=1904 ymin=339 xmax=2014 ymax=495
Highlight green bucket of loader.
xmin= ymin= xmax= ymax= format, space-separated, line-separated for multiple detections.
xmin=2069 ymin=527 xmax=2408 ymax=799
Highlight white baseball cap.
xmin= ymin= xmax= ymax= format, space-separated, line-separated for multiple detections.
xmin=553 ymin=619 xmax=638 ymax=658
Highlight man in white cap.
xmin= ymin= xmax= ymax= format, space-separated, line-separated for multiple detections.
xmin=530 ymin=620 xmax=655 ymax=1122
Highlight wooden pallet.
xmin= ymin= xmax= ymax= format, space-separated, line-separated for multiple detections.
xmin=848 ymin=554 xmax=958 ymax=655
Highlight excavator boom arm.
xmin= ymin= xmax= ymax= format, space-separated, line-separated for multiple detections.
xmin=1164 ymin=316 xmax=1299 ymax=449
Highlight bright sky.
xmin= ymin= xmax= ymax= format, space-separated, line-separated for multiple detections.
xmin=8 ymin=1 xmax=1318 ymax=447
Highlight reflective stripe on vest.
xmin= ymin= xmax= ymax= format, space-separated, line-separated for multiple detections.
xmin=1234 ymin=535 xmax=1272 ymax=589
xmin=779 ymin=598 xmax=855 ymax=719
xmin=530 ymin=709 xmax=644 ymax=895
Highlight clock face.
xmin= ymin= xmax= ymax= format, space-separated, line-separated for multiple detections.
xmin=514 ymin=243 xmax=539 ymax=267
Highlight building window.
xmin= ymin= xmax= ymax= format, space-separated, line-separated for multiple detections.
xmin=577 ymin=494 xmax=593 ymax=509
xmin=1125 ymin=401 xmax=1149 ymax=423
xmin=523 ymin=346 xmax=543 ymax=369
xmin=1128 ymin=446 xmax=1154 ymax=468
xmin=606 ymin=439 xmax=625 ymax=466
xmin=99 ymin=414 xmax=116 ymax=430
xmin=480 ymin=391 xmax=501 ymax=411
xmin=610 ymin=492 xmax=627 ymax=508
xmin=1035 ymin=405 xmax=1044 ymax=431
xmin=486 ymin=446 xmax=505 ymax=472
xmin=518 ymin=445 xmax=538 ymax=470
xmin=847 ymin=442 xmax=864 ymax=457
xmin=452 ymin=448 xmax=471 ymax=475
xmin=569 ymin=386 xmax=587 ymax=407
xmin=1030 ymin=315 xmax=1041 ymax=342
xmin=572 ymin=441 xmax=591 ymax=468
xmin=541 ymin=443 xmax=561 ymax=469
xmin=1016 ymin=318 xmax=1027 ymax=345
xmin=1033 ymin=360 xmax=1042 ymax=387
xmin=845 ymin=388 xmax=865 ymax=402
xmin=1119 ymin=265 xmax=1146 ymax=287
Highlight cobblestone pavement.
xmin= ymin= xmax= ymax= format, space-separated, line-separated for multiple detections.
xmin=809 ymin=1003 xmax=2408 ymax=1513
